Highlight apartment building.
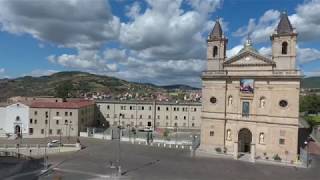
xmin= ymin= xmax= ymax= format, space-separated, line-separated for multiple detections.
xmin=96 ymin=100 xmax=201 ymax=129
xmin=28 ymin=100 xmax=95 ymax=137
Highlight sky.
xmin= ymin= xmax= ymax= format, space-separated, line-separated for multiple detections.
xmin=0 ymin=0 xmax=320 ymax=87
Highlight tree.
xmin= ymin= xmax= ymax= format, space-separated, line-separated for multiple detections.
xmin=300 ymin=95 xmax=320 ymax=113
xmin=55 ymin=81 xmax=74 ymax=101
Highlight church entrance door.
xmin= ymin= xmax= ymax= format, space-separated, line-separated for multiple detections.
xmin=238 ymin=128 xmax=252 ymax=153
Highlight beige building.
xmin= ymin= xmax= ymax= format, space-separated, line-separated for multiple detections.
xmin=96 ymin=100 xmax=201 ymax=129
xmin=28 ymin=100 xmax=95 ymax=137
xmin=199 ymin=12 xmax=302 ymax=162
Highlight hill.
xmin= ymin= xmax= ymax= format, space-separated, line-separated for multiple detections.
xmin=0 ymin=71 xmax=198 ymax=101
xmin=301 ymin=76 xmax=320 ymax=89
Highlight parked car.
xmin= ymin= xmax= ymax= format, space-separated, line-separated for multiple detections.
xmin=47 ymin=140 xmax=61 ymax=147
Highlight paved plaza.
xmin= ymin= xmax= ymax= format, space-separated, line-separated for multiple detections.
xmin=1 ymin=137 xmax=320 ymax=180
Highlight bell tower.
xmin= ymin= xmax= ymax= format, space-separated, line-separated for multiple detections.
xmin=207 ymin=19 xmax=228 ymax=71
xmin=271 ymin=12 xmax=297 ymax=70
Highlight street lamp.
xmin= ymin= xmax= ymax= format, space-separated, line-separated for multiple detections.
xmin=117 ymin=113 xmax=123 ymax=176
xmin=304 ymin=141 xmax=309 ymax=167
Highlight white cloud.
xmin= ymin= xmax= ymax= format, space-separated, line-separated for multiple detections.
xmin=226 ymin=45 xmax=243 ymax=57
xmin=0 ymin=68 xmax=5 ymax=74
xmin=234 ymin=0 xmax=320 ymax=43
xmin=27 ymin=69 xmax=58 ymax=77
xmin=297 ymin=47 xmax=320 ymax=64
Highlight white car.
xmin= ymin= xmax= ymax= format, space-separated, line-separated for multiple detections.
xmin=47 ymin=140 xmax=61 ymax=147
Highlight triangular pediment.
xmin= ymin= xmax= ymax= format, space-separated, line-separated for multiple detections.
xmin=224 ymin=50 xmax=275 ymax=67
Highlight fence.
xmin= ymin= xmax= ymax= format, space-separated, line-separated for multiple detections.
xmin=81 ymin=127 xmax=201 ymax=149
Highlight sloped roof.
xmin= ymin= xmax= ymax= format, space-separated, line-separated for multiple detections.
xmin=209 ymin=20 xmax=223 ymax=39
xmin=277 ymin=12 xmax=294 ymax=35
xmin=30 ymin=100 xmax=94 ymax=109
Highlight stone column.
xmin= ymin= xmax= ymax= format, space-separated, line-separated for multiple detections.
xmin=251 ymin=143 xmax=255 ymax=162
xmin=233 ymin=141 xmax=238 ymax=159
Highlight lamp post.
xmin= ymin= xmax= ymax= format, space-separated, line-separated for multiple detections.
xmin=117 ymin=113 xmax=123 ymax=176
xmin=304 ymin=141 xmax=309 ymax=167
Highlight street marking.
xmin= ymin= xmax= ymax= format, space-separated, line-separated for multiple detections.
xmin=53 ymin=167 xmax=111 ymax=178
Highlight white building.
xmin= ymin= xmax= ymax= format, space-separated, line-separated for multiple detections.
xmin=0 ymin=102 xmax=30 ymax=137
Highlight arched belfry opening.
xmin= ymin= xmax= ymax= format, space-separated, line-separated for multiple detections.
xmin=282 ymin=41 xmax=288 ymax=54
xmin=238 ymin=128 xmax=252 ymax=153
xmin=213 ymin=46 xmax=218 ymax=57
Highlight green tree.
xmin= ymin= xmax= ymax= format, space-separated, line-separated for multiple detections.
xmin=300 ymin=95 xmax=320 ymax=113
xmin=55 ymin=81 xmax=74 ymax=101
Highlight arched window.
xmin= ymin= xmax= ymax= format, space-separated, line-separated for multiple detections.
xmin=226 ymin=129 xmax=232 ymax=140
xmin=213 ymin=46 xmax=218 ymax=57
xmin=282 ymin=42 xmax=288 ymax=54
xmin=16 ymin=116 xmax=20 ymax=121
xmin=260 ymin=97 xmax=266 ymax=108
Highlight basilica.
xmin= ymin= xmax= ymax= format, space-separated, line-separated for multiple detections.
xmin=199 ymin=12 xmax=301 ymax=162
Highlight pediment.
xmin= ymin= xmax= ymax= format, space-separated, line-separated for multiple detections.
xmin=224 ymin=51 xmax=275 ymax=67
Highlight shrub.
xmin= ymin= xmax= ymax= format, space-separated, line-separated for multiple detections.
xmin=215 ymin=147 xmax=222 ymax=153
xmin=273 ymin=154 xmax=282 ymax=161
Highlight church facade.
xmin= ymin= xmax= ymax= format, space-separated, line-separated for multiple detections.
xmin=199 ymin=12 xmax=301 ymax=162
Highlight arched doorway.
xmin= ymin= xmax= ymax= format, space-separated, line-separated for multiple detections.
xmin=238 ymin=128 xmax=252 ymax=153
xmin=15 ymin=125 xmax=21 ymax=137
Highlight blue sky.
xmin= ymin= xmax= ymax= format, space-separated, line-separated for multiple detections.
xmin=0 ymin=0 xmax=319 ymax=87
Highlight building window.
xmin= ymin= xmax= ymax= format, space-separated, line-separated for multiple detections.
xmin=16 ymin=116 xmax=20 ymax=121
xmin=34 ymin=111 xmax=37 ymax=115
xmin=210 ymin=97 xmax=217 ymax=104
xmin=45 ymin=120 xmax=48 ymax=124
xmin=65 ymin=120 xmax=68 ymax=124
xmin=70 ymin=112 xmax=72 ymax=116
xmin=228 ymin=95 xmax=233 ymax=106
xmin=192 ymin=116 xmax=195 ymax=120
xmin=57 ymin=129 xmax=61 ymax=135
xmin=279 ymin=100 xmax=288 ymax=108
xmin=149 ymin=106 xmax=152 ymax=111
xmin=29 ymin=128 xmax=33 ymax=135
xmin=175 ymin=116 xmax=178 ymax=120
xmin=157 ymin=115 xmax=160 ymax=119
xmin=140 ymin=115 xmax=142 ymax=119
xmin=131 ymin=114 xmax=134 ymax=119
xmin=166 ymin=115 xmax=169 ymax=120
xmin=174 ymin=123 xmax=178 ymax=127
xmin=183 ymin=116 xmax=186 ymax=120
xmin=34 ymin=119 xmax=37 ymax=124
xmin=56 ymin=112 xmax=60 ymax=116
xmin=49 ymin=129 xmax=52 ymax=135
xmin=166 ymin=107 xmax=169 ymax=111
xmin=30 ymin=118 xmax=33 ymax=124
xmin=107 ymin=105 xmax=110 ymax=110
xmin=194 ymin=108 xmax=197 ymax=112
xmin=209 ymin=131 xmax=214 ymax=136
xmin=282 ymin=42 xmax=288 ymax=54
xmin=148 ymin=115 xmax=151 ymax=119
xmin=41 ymin=129 xmax=44 ymax=134
xmin=177 ymin=107 xmax=179 ymax=111
xmin=192 ymin=123 xmax=195 ymax=127
xmin=173 ymin=107 xmax=176 ymax=111
xmin=279 ymin=138 xmax=285 ymax=145
xmin=242 ymin=101 xmax=250 ymax=117
xmin=107 ymin=114 xmax=110 ymax=118
xmin=114 ymin=114 xmax=117 ymax=118
xmin=56 ymin=120 xmax=59 ymax=125
xmin=157 ymin=106 xmax=160 ymax=111
xmin=142 ymin=106 xmax=144 ymax=110
xmin=113 ymin=121 xmax=117 ymax=126
xmin=65 ymin=112 xmax=68 ymax=116
xmin=213 ymin=46 xmax=218 ymax=57
xmin=166 ymin=122 xmax=169 ymax=126
xmin=260 ymin=97 xmax=266 ymax=108
xmin=130 ymin=106 xmax=132 ymax=110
